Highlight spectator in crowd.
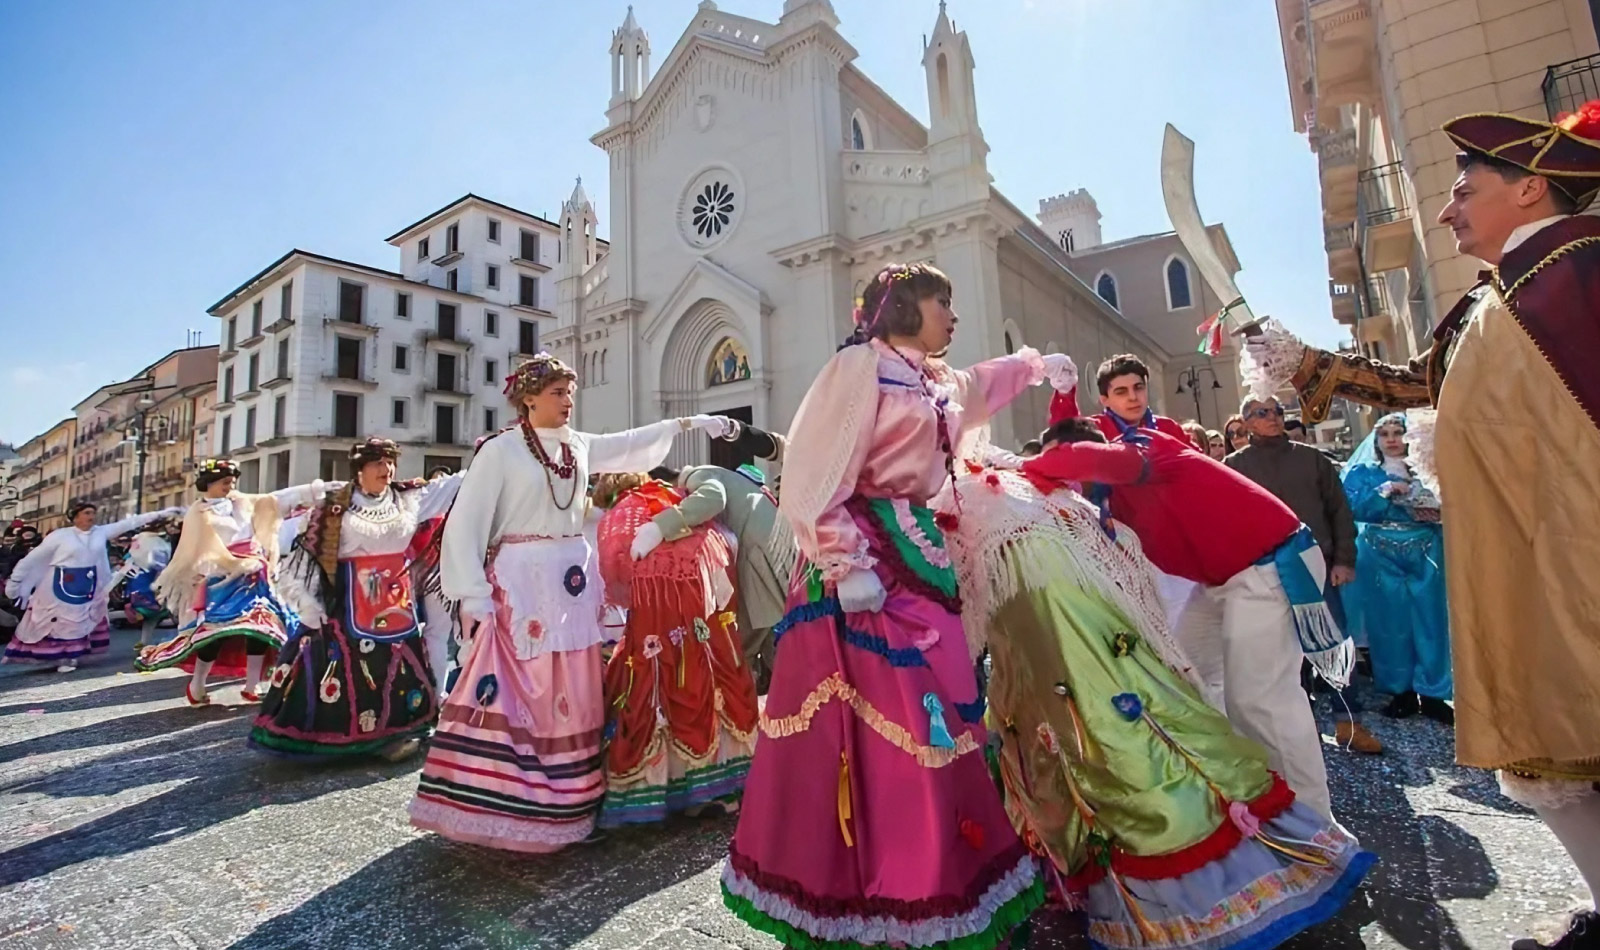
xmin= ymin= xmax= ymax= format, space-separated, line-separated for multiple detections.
xmin=1181 ymin=420 xmax=1209 ymax=452
xmin=1226 ymin=395 xmax=1381 ymax=755
xmin=1205 ymin=429 xmax=1227 ymax=461
xmin=1224 ymin=415 xmax=1250 ymax=454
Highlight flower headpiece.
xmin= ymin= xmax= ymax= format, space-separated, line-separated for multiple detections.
xmin=348 ymin=437 xmax=400 ymax=466
xmin=195 ymin=458 xmax=241 ymax=479
xmin=503 ymin=352 xmax=576 ymax=402
xmin=840 ymin=265 xmax=917 ymax=349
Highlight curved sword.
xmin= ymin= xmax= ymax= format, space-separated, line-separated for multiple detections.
xmin=1161 ymin=124 xmax=1261 ymax=336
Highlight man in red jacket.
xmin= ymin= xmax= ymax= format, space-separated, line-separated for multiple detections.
xmin=1089 ymin=354 xmax=1197 ymax=447
xmin=1027 ymin=377 xmax=1342 ymax=820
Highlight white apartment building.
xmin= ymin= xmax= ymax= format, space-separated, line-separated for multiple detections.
xmin=207 ymin=195 xmax=595 ymax=486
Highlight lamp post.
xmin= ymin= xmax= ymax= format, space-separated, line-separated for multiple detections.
xmin=1175 ymin=365 xmax=1223 ymax=426
xmin=123 ymin=394 xmax=171 ymax=515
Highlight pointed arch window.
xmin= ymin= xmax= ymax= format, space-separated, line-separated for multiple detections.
xmin=850 ymin=110 xmax=872 ymax=151
xmin=1165 ymin=256 xmax=1193 ymax=310
xmin=936 ymin=54 xmax=951 ymax=116
xmin=1096 ymin=272 xmax=1120 ymax=311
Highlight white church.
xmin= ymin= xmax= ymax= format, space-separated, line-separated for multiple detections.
xmin=540 ymin=0 xmax=1243 ymax=468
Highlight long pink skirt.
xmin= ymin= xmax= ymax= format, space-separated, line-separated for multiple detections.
xmin=408 ymin=535 xmax=606 ymax=853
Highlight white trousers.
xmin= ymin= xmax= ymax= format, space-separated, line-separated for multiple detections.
xmin=420 ymin=590 xmax=454 ymax=697
xmin=1536 ymin=794 xmax=1600 ymax=903
xmin=1175 ymin=558 xmax=1333 ymax=820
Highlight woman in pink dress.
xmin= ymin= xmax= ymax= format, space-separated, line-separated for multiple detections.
xmin=722 ymin=262 xmax=1073 ymax=950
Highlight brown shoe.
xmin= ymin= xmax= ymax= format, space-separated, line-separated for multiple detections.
xmin=1334 ymin=720 xmax=1384 ymax=754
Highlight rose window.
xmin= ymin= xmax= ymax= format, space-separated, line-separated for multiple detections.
xmin=692 ymin=182 xmax=735 ymax=239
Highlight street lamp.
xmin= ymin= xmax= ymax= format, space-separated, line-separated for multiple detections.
xmin=1175 ymin=365 xmax=1223 ymax=425
xmin=124 ymin=393 xmax=169 ymax=515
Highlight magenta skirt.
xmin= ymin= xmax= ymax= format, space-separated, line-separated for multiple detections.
xmin=722 ymin=497 xmax=1043 ymax=950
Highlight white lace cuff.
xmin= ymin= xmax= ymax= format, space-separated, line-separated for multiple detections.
xmin=1239 ymin=318 xmax=1308 ymax=401
xmin=814 ymin=539 xmax=877 ymax=584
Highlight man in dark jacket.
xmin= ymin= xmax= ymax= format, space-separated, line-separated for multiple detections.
xmin=1226 ymin=395 xmax=1381 ymax=755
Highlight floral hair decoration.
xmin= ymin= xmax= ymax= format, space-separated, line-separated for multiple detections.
xmin=503 ymin=352 xmax=576 ymax=402
xmin=195 ymin=458 xmax=241 ymax=479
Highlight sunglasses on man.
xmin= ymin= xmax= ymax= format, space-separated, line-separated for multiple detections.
xmin=1246 ymin=405 xmax=1285 ymax=420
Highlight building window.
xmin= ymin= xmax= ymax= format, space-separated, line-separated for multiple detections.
xmin=244 ymin=407 xmax=256 ymax=447
xmin=392 ymin=398 xmax=408 ymax=427
xmin=240 ymin=458 xmax=260 ymax=493
xmin=222 ymin=367 xmax=234 ymax=402
xmin=437 ymin=302 xmax=458 ymax=339
xmin=484 ymin=358 xmax=498 ymax=384
xmin=1095 ymin=272 xmax=1120 ymax=311
xmin=518 ymin=319 xmax=538 ymax=355
xmin=435 ymin=404 xmax=457 ymax=445
xmin=1165 ymin=257 xmax=1193 ymax=310
xmin=1003 ymin=332 xmax=1015 ymax=355
xmin=849 ymin=110 xmax=872 ymax=150
xmin=280 ymin=280 xmax=293 ymax=322
xmin=220 ymin=416 xmax=232 ymax=453
xmin=447 ymin=268 xmax=459 ymax=292
xmin=396 ymin=291 xmax=411 ymax=319
xmin=488 ymin=219 xmax=501 ymax=243
xmin=246 ymin=354 xmax=259 ymax=391
xmin=336 ymin=337 xmax=362 ymax=379
xmin=484 ymin=407 xmax=497 ymax=432
xmin=518 ymin=275 xmax=538 ymax=309
xmin=338 ymin=281 xmax=364 ymax=323
xmin=270 ymin=450 xmax=290 ymax=490
xmin=418 ymin=237 xmax=429 ymax=261
xmin=435 ymin=353 xmax=458 ymax=392
xmin=276 ymin=338 xmax=290 ymax=378
xmin=519 ymin=229 xmax=538 ymax=262
xmin=251 ymin=300 xmax=263 ymax=337
xmin=486 ymin=264 xmax=499 ymax=289
xmin=333 ymin=394 xmax=360 ymax=438
xmin=691 ymin=181 xmax=735 ymax=239
xmin=394 ymin=344 xmax=409 ymax=372
xmin=227 ymin=316 xmax=237 ymax=350
xmin=484 ymin=310 xmax=498 ymax=336
xmin=446 ymin=222 xmax=460 ymax=255
xmin=273 ymin=395 xmax=286 ymax=438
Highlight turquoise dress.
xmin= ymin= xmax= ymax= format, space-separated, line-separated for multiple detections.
xmin=1341 ymin=461 xmax=1451 ymax=701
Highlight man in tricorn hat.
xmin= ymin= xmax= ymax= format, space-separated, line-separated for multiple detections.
xmin=1250 ymin=101 xmax=1600 ymax=949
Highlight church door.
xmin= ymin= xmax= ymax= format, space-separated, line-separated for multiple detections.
xmin=707 ymin=406 xmax=754 ymax=471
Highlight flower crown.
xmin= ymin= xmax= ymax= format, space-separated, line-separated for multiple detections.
xmin=195 ymin=458 xmax=240 ymax=478
xmin=348 ymin=437 xmax=400 ymax=462
xmin=503 ymin=352 xmax=576 ymax=398
xmin=852 ymin=265 xmax=916 ymax=332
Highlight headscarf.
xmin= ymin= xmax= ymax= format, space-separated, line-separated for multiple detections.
xmin=1342 ymin=411 xmax=1407 ymax=475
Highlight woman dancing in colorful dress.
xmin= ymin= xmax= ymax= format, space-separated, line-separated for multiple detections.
xmin=251 ymin=438 xmax=462 ymax=760
xmin=4 ymin=502 xmax=181 ymax=672
xmin=944 ymin=399 xmax=1374 ymax=950
xmin=593 ymin=473 xmax=759 ymax=827
xmin=722 ymin=262 xmax=1074 ymax=950
xmin=408 ymin=353 xmax=733 ymax=853
xmin=1340 ymin=412 xmax=1451 ymax=723
xmin=137 ymin=459 xmax=334 ymax=705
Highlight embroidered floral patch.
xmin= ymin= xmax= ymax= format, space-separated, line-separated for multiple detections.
xmin=1111 ymin=693 xmax=1143 ymax=722
xmin=693 ymin=617 xmax=711 ymax=642
xmin=643 ymin=635 xmax=663 ymax=660
xmin=358 ymin=638 xmax=375 ymax=654
xmin=406 ymin=689 xmax=424 ymax=712
xmin=475 ymin=673 xmax=499 ymax=707
xmin=563 ymin=565 xmax=587 ymax=597
xmin=358 ymin=709 xmax=377 ymax=733
xmin=270 ymin=664 xmax=291 ymax=688
xmin=1111 ymin=631 xmax=1138 ymax=658
xmin=319 ymin=678 xmax=341 ymax=704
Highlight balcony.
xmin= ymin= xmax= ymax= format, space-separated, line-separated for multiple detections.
xmin=1358 ymin=162 xmax=1417 ymax=273
xmin=321 ymin=372 xmax=379 ymax=391
xmin=512 ymin=256 xmax=551 ymax=274
xmin=1544 ymin=54 xmax=1600 ymax=119
xmin=323 ymin=317 xmax=378 ymax=337
xmin=1315 ymin=127 xmax=1360 ymax=221
xmin=1329 ymin=281 xmax=1358 ymax=326
xmin=423 ymin=330 xmax=473 ymax=352
xmin=264 ymin=315 xmax=295 ymax=334
xmin=425 ymin=378 xmax=471 ymax=398
xmin=262 ymin=373 xmax=293 ymax=391
xmin=1324 ymin=222 xmax=1359 ymax=282
xmin=431 ymin=247 xmax=465 ymax=267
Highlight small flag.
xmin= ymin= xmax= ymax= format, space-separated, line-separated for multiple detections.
xmin=1196 ymin=311 xmax=1224 ymax=356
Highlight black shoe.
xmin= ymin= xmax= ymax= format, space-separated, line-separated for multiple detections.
xmin=1512 ymin=911 xmax=1600 ymax=950
xmin=1381 ymin=691 xmax=1421 ymax=719
xmin=1419 ymin=696 xmax=1455 ymax=726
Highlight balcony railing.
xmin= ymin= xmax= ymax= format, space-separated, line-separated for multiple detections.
xmin=1358 ymin=162 xmax=1411 ymax=228
xmin=1544 ymin=54 xmax=1600 ymax=119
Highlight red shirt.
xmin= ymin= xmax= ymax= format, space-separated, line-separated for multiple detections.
xmin=1021 ymin=431 xmax=1299 ymax=586
xmin=1092 ymin=409 xmax=1197 ymax=448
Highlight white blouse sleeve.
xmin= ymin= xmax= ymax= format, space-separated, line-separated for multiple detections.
xmin=270 ymin=479 xmax=330 ymax=514
xmin=98 ymin=510 xmax=170 ymax=541
xmin=585 ymin=419 xmax=683 ymax=475
xmin=439 ymin=441 xmax=502 ymax=607
xmin=416 ymin=471 xmax=465 ymax=523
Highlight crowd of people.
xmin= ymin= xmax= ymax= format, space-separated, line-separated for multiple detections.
xmin=2 ymin=99 xmax=1598 ymax=950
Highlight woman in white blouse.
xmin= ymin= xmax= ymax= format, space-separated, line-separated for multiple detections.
xmin=4 ymin=502 xmax=182 ymax=672
xmin=252 ymin=438 xmax=462 ymax=760
xmin=408 ymin=353 xmax=731 ymax=853
xmin=137 ymin=459 xmax=335 ymax=705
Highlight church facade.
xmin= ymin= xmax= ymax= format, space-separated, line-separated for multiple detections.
xmin=543 ymin=1 xmax=1200 ymax=468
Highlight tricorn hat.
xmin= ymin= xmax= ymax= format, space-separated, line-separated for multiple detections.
xmin=1443 ymin=99 xmax=1600 ymax=210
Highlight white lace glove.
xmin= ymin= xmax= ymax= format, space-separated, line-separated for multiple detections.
xmin=1239 ymin=318 xmax=1309 ymax=401
xmin=1040 ymin=352 xmax=1078 ymax=393
xmin=682 ymin=415 xmax=734 ymax=439
xmin=631 ymin=522 xmax=664 ymax=560
xmin=836 ymin=568 xmax=887 ymax=614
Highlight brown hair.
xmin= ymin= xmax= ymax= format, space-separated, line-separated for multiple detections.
xmin=1095 ymin=354 xmax=1149 ymax=395
xmin=504 ymin=353 xmax=577 ymax=411
xmin=590 ymin=472 xmax=649 ymax=510
xmin=853 ymin=262 xmax=952 ymax=342
xmin=1224 ymin=414 xmax=1247 ymax=442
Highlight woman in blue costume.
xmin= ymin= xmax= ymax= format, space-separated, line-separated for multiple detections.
xmin=1340 ymin=413 xmax=1452 ymax=724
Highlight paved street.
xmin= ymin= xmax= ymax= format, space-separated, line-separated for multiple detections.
xmin=0 ymin=626 xmax=1588 ymax=950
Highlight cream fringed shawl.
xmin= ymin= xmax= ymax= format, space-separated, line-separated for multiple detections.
xmin=939 ymin=470 xmax=1215 ymax=706
xmin=152 ymin=492 xmax=286 ymax=614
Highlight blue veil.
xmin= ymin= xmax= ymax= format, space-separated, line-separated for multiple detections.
xmin=1341 ymin=411 xmax=1408 ymax=476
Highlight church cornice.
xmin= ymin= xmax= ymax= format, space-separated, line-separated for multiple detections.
xmin=771 ymin=233 xmax=851 ymax=269
xmin=642 ymin=257 xmax=772 ymax=345
xmin=593 ymin=31 xmax=778 ymax=157
xmin=586 ymin=297 xmax=647 ymax=324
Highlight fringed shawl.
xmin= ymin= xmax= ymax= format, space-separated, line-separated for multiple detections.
xmin=152 ymin=492 xmax=285 ymax=614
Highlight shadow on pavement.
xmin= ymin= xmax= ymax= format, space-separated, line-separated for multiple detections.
xmin=227 ymin=815 xmax=734 ymax=950
xmin=0 ymin=699 xmax=248 ymax=766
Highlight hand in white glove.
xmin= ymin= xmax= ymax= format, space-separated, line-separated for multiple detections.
xmin=683 ymin=415 xmax=734 ymax=439
xmin=631 ymin=522 xmax=664 ymax=561
xmin=458 ymin=597 xmax=494 ymax=639
xmin=3 ymin=581 xmax=19 ymax=603
xmin=836 ymin=568 xmax=887 ymax=614
xmin=1040 ymin=353 xmax=1079 ymax=393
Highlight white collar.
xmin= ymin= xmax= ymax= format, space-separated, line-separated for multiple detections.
xmin=1502 ymin=215 xmax=1570 ymax=256
xmin=532 ymin=425 xmax=572 ymax=440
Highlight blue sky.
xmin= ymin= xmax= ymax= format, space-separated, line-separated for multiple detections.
xmin=0 ymin=0 xmax=1341 ymax=444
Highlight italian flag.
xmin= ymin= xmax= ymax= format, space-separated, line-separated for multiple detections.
xmin=1196 ymin=311 xmax=1224 ymax=356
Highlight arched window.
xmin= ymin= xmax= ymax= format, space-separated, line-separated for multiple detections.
xmin=1096 ymin=272 xmax=1120 ymax=311
xmin=1165 ymin=256 xmax=1193 ymax=310
xmin=600 ymin=349 xmax=608 ymax=384
xmin=850 ymin=110 xmax=871 ymax=151
xmin=1003 ymin=332 xmax=1015 ymax=355
xmin=936 ymin=54 xmax=951 ymax=116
